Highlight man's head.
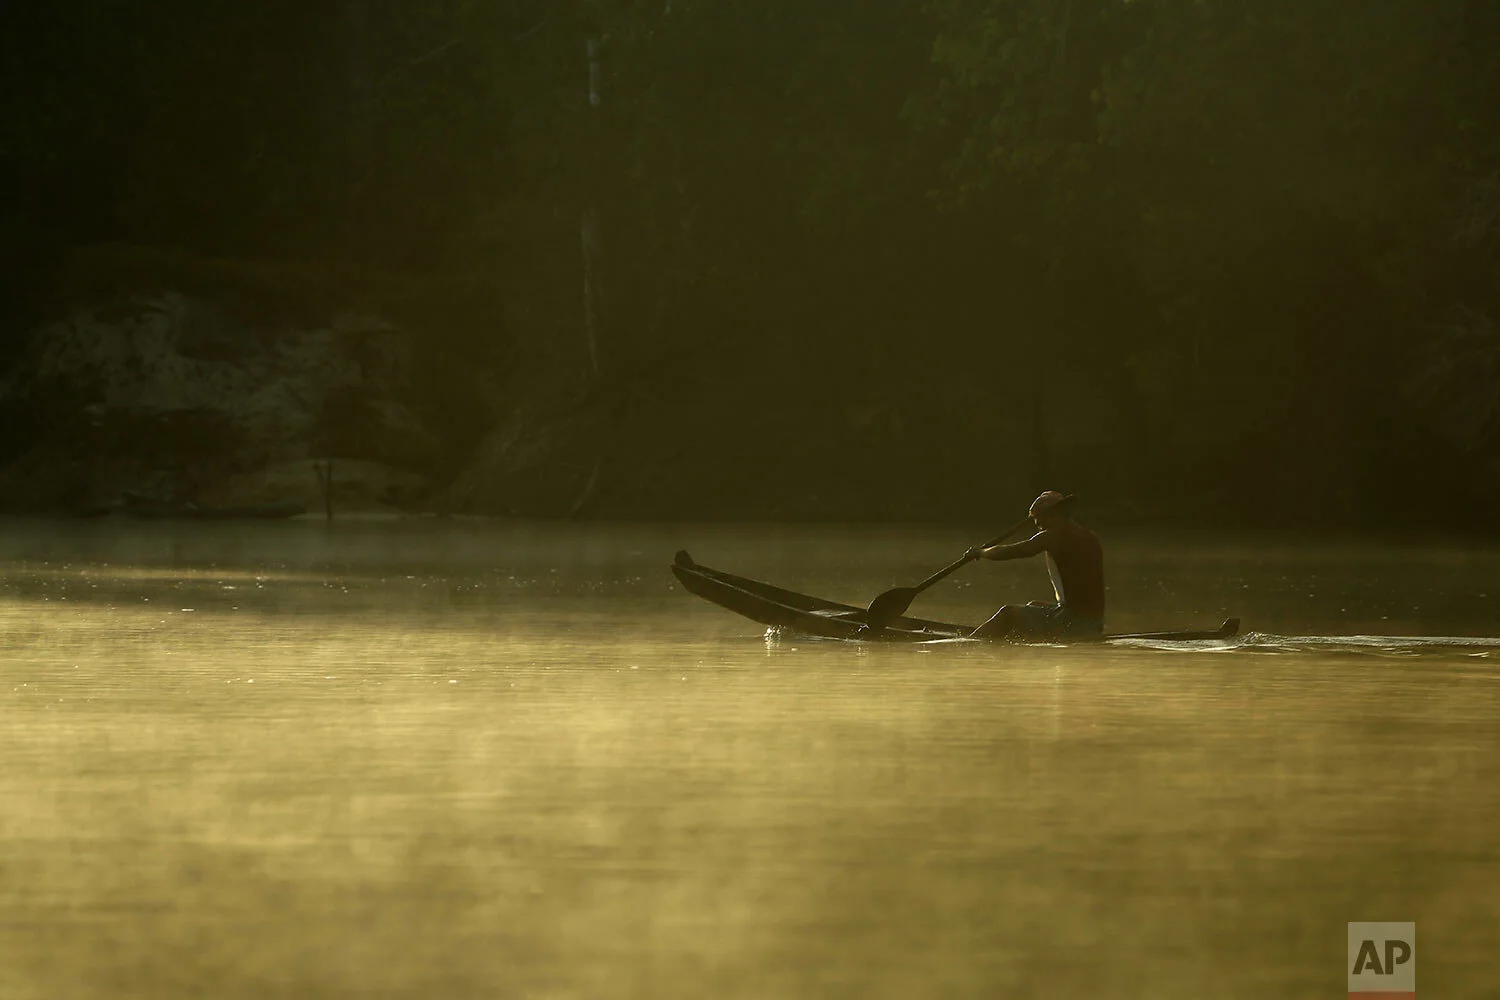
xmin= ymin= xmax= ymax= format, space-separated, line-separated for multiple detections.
xmin=1029 ymin=490 xmax=1077 ymax=528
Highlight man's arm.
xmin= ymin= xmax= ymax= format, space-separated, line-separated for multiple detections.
xmin=968 ymin=531 xmax=1050 ymax=562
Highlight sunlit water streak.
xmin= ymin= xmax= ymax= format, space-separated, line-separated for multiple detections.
xmin=0 ymin=520 xmax=1496 ymax=999
xmin=1115 ymin=632 xmax=1500 ymax=656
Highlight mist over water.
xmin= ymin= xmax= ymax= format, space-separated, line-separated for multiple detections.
xmin=2 ymin=520 xmax=1496 ymax=998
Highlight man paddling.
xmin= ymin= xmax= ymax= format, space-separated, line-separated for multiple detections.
xmin=965 ymin=491 xmax=1104 ymax=639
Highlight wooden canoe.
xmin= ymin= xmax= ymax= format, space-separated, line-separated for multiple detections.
xmin=671 ymin=550 xmax=1240 ymax=644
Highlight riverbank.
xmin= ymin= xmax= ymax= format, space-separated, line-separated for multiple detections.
xmin=1 ymin=282 xmax=1494 ymax=530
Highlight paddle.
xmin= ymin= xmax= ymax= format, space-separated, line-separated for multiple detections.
xmin=862 ymin=513 xmax=1034 ymax=628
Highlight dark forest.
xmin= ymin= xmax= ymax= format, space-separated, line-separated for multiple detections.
xmin=2 ymin=1 xmax=1497 ymax=528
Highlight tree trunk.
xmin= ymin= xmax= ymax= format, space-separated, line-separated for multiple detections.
xmin=580 ymin=37 xmax=603 ymax=380
xmin=343 ymin=0 xmax=375 ymax=250
xmin=1030 ymin=384 xmax=1051 ymax=488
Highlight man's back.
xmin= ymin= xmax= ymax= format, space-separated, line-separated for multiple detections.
xmin=1038 ymin=522 xmax=1104 ymax=620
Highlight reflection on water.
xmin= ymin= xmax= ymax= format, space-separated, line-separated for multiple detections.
xmin=1 ymin=519 xmax=1497 ymax=998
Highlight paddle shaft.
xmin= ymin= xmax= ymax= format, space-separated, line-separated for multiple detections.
xmin=908 ymin=513 xmax=1035 ymax=596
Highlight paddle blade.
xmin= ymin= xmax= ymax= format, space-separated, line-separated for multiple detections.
xmin=864 ymin=586 xmax=918 ymax=628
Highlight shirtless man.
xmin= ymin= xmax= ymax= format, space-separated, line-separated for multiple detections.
xmin=966 ymin=491 xmax=1104 ymax=640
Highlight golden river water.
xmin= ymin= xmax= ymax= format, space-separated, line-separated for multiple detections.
xmin=1 ymin=519 xmax=1496 ymax=998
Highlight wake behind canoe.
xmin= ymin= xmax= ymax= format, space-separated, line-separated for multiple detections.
xmin=672 ymin=551 xmax=1239 ymax=644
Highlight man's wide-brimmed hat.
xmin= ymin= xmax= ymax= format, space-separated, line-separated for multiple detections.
xmin=1029 ymin=491 xmax=1078 ymax=517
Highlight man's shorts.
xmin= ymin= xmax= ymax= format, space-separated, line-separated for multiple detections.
xmin=1008 ymin=603 xmax=1104 ymax=639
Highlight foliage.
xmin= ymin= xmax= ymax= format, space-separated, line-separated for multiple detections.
xmin=2 ymin=0 xmax=1497 ymax=522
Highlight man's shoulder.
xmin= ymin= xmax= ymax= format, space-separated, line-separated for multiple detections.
xmin=1059 ymin=521 xmax=1103 ymax=549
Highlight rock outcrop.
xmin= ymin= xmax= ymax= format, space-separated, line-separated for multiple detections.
xmin=0 ymin=294 xmax=437 ymax=514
